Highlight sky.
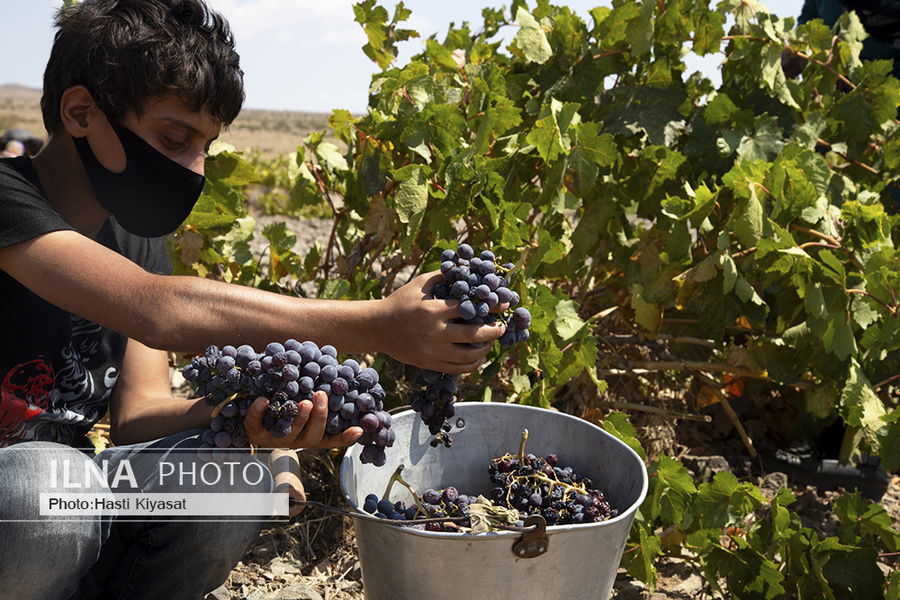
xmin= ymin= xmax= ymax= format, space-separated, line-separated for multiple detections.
xmin=2 ymin=0 xmax=805 ymax=114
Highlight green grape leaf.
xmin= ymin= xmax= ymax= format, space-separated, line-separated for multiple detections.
xmin=602 ymin=411 xmax=646 ymax=461
xmin=840 ymin=359 xmax=888 ymax=456
xmin=314 ymin=142 xmax=349 ymax=172
xmin=527 ymin=114 xmax=566 ymax=163
xmin=737 ymin=116 xmax=785 ymax=163
xmin=623 ymin=523 xmax=660 ymax=590
xmin=811 ymin=538 xmax=884 ymax=599
xmin=631 ymin=283 xmax=663 ymax=337
xmin=693 ymin=9 xmax=726 ymax=56
xmin=760 ymin=44 xmax=800 ymax=109
xmin=695 ymin=472 xmax=764 ymax=530
xmin=551 ymin=299 xmax=586 ymax=342
xmin=392 ymin=165 xmax=429 ymax=225
xmin=625 ymin=0 xmax=655 ymax=57
xmin=512 ymin=6 xmax=552 ymax=64
xmin=649 ymin=455 xmax=697 ymax=523
xmin=704 ymin=93 xmax=739 ymax=126
xmin=706 ymin=536 xmax=785 ymax=599
xmin=262 ymin=222 xmax=301 ymax=282
xmin=729 ymin=184 xmax=765 ymax=247
xmin=835 ymin=492 xmax=900 ymax=552
xmin=887 ymin=570 xmax=900 ymax=600
xmin=204 ymin=150 xmax=259 ymax=189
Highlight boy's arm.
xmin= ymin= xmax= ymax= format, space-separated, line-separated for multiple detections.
xmin=110 ymin=339 xmax=361 ymax=448
xmin=108 ymin=339 xmax=212 ymax=445
xmin=0 ymin=229 xmax=505 ymax=373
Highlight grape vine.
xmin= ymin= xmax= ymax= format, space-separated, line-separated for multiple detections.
xmin=167 ymin=0 xmax=900 ymax=595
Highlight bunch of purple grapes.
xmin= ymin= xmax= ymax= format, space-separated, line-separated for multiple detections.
xmin=362 ymin=486 xmax=478 ymax=532
xmin=410 ymin=370 xmax=458 ymax=447
xmin=364 ymin=453 xmax=616 ymax=530
xmin=434 ymin=244 xmax=531 ymax=349
xmin=182 ymin=339 xmax=394 ymax=465
xmin=488 ymin=452 xmax=617 ymax=525
xmin=412 ymin=243 xmax=531 ymax=447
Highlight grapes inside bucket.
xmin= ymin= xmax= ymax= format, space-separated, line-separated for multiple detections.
xmin=340 ymin=402 xmax=648 ymax=600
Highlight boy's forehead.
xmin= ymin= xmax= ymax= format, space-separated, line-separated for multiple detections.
xmin=138 ymin=95 xmax=222 ymax=138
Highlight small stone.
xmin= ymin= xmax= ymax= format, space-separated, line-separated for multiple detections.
xmin=268 ymin=558 xmax=302 ymax=577
xmin=259 ymin=582 xmax=323 ymax=600
xmin=204 ymin=585 xmax=231 ymax=600
xmin=682 ymin=454 xmax=731 ymax=483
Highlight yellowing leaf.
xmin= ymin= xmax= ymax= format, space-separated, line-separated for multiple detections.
xmin=512 ymin=7 xmax=552 ymax=64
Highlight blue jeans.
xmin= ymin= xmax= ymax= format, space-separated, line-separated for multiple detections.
xmin=0 ymin=431 xmax=270 ymax=600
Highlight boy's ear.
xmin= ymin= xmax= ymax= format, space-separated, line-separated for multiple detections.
xmin=59 ymin=86 xmax=99 ymax=138
xmin=59 ymin=85 xmax=126 ymax=172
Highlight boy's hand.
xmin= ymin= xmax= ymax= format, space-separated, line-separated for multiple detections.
xmin=375 ymin=271 xmax=508 ymax=374
xmin=244 ymin=391 xmax=363 ymax=450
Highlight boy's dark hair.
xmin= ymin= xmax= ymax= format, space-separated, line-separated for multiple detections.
xmin=41 ymin=0 xmax=244 ymax=136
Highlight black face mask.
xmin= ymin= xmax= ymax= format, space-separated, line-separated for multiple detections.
xmin=72 ymin=122 xmax=205 ymax=237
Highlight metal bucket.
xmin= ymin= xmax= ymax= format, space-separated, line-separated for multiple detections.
xmin=340 ymin=402 xmax=648 ymax=600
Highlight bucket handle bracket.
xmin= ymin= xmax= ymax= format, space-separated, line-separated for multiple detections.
xmin=512 ymin=515 xmax=548 ymax=559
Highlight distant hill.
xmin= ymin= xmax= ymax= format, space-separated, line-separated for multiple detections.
xmin=0 ymin=83 xmax=42 ymax=99
xmin=0 ymin=84 xmax=46 ymax=143
xmin=0 ymin=83 xmax=335 ymax=158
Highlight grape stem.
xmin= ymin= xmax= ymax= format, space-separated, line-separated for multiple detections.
xmin=518 ymin=428 xmax=528 ymax=462
xmin=520 ymin=471 xmax=589 ymax=498
xmin=382 ymin=465 xmax=406 ymax=500
xmin=382 ymin=465 xmax=433 ymax=519
xmin=210 ymin=392 xmax=242 ymax=418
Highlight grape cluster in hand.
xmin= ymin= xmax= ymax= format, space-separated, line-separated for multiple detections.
xmin=182 ymin=339 xmax=394 ymax=465
xmin=488 ymin=452 xmax=617 ymax=525
xmin=413 ymin=243 xmax=531 ymax=447
xmin=434 ymin=244 xmax=531 ymax=348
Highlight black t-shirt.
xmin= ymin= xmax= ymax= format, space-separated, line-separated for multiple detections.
xmin=0 ymin=156 xmax=173 ymax=447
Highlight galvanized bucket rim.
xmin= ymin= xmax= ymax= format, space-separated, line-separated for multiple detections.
xmin=340 ymin=401 xmax=649 ymax=539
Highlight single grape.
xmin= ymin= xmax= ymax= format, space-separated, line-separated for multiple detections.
xmin=328 ymin=393 xmax=345 ymax=412
xmin=355 ymin=393 xmax=376 ymax=413
xmin=320 ymin=364 xmax=338 ymax=383
xmin=265 ymin=342 xmax=285 ymax=356
xmin=339 ymin=402 xmax=359 ymax=420
xmin=215 ymin=355 xmax=236 ymax=373
xmin=214 ymin=431 xmax=232 ymax=448
xmin=302 ymin=362 xmax=321 ymax=379
xmin=451 ymin=280 xmax=469 ymax=298
xmin=359 ymin=413 xmax=380 ymax=433
xmin=457 ymin=243 xmax=475 ymax=260
xmin=458 ymin=299 xmax=477 ymax=320
xmin=282 ymin=363 xmax=300 ymax=382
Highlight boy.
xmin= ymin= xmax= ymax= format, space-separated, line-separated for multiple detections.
xmin=0 ymin=0 xmax=505 ymax=598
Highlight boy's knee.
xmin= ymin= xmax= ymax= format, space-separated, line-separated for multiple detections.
xmin=0 ymin=443 xmax=109 ymax=519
